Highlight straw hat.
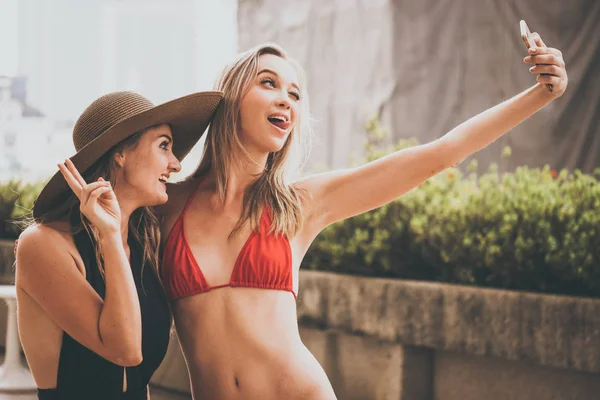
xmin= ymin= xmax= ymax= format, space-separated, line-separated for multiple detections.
xmin=33 ymin=90 xmax=223 ymax=218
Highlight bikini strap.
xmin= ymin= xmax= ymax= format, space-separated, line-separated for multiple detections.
xmin=180 ymin=176 xmax=205 ymax=217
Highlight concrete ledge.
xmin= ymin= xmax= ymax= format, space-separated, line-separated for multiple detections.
xmin=297 ymin=270 xmax=600 ymax=374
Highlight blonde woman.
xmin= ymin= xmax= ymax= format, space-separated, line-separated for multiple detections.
xmin=160 ymin=32 xmax=567 ymax=399
xmin=16 ymin=91 xmax=222 ymax=399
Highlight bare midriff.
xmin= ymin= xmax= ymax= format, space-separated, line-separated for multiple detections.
xmin=173 ymin=287 xmax=336 ymax=400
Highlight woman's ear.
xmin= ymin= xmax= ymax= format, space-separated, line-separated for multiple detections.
xmin=114 ymin=152 xmax=125 ymax=168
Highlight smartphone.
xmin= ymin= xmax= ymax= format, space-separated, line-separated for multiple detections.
xmin=520 ymin=20 xmax=536 ymax=50
xmin=520 ymin=20 xmax=553 ymax=92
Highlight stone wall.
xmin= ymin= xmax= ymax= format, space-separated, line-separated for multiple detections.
xmin=297 ymin=271 xmax=600 ymax=400
xmin=298 ymin=271 xmax=600 ymax=374
xmin=297 ymin=329 xmax=600 ymax=400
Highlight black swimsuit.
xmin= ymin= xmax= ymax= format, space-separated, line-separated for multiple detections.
xmin=37 ymin=215 xmax=171 ymax=400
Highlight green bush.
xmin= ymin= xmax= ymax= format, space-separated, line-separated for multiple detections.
xmin=302 ymin=117 xmax=600 ymax=298
xmin=0 ymin=180 xmax=44 ymax=239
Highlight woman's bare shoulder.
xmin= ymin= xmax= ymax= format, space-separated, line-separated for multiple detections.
xmin=17 ymin=221 xmax=81 ymax=272
xmin=20 ymin=221 xmax=72 ymax=244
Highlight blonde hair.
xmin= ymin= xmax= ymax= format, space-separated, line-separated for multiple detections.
xmin=192 ymin=43 xmax=313 ymax=238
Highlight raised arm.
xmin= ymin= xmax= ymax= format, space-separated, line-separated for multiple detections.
xmin=16 ymin=159 xmax=143 ymax=366
xmin=301 ymin=33 xmax=567 ymax=232
xmin=17 ymin=226 xmax=142 ymax=366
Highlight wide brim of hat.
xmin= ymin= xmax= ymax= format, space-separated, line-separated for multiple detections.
xmin=33 ymin=91 xmax=223 ymax=219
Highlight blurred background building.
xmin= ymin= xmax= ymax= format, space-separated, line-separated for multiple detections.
xmin=0 ymin=0 xmax=237 ymax=181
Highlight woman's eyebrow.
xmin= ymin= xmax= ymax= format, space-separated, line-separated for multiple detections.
xmin=258 ymin=68 xmax=277 ymax=76
xmin=258 ymin=69 xmax=300 ymax=91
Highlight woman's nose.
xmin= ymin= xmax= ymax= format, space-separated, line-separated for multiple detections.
xmin=169 ymin=155 xmax=182 ymax=173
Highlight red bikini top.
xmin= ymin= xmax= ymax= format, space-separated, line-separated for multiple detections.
xmin=160 ymin=179 xmax=296 ymax=301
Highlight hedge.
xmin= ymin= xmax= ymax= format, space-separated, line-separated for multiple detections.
xmin=302 ymin=118 xmax=600 ymax=298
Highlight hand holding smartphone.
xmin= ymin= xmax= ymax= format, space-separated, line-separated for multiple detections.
xmin=520 ymin=20 xmax=553 ymax=92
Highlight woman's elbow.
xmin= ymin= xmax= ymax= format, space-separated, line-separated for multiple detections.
xmin=99 ymin=325 xmax=143 ymax=366
xmin=429 ymin=139 xmax=464 ymax=170
xmin=102 ymin=336 xmax=143 ymax=366
xmin=112 ymin=347 xmax=143 ymax=367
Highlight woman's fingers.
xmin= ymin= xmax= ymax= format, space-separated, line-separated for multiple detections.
xmin=523 ymin=54 xmax=565 ymax=67
xmin=86 ymin=186 xmax=113 ymax=204
xmin=531 ymin=32 xmax=547 ymax=48
xmin=528 ymin=64 xmax=563 ymax=77
xmin=522 ymin=36 xmax=567 ymax=96
xmin=58 ymin=159 xmax=112 ymax=205
xmin=57 ymin=162 xmax=120 ymax=233
xmin=536 ymin=74 xmax=562 ymax=86
xmin=77 ymin=178 xmax=120 ymax=234
xmin=65 ymin=159 xmax=87 ymax=187
xmin=530 ymin=32 xmax=562 ymax=59
xmin=80 ymin=181 xmax=111 ymax=207
xmin=98 ymin=183 xmax=117 ymax=201
xmin=57 ymin=162 xmax=83 ymax=198
xmin=527 ymin=44 xmax=562 ymax=58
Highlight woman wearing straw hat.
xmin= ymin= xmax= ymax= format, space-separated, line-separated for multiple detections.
xmin=159 ymin=32 xmax=567 ymax=399
xmin=15 ymin=90 xmax=222 ymax=399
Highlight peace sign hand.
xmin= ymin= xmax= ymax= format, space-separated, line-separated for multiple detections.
xmin=58 ymin=159 xmax=121 ymax=235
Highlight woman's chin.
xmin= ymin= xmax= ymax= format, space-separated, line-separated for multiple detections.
xmin=156 ymin=191 xmax=169 ymax=205
xmin=265 ymin=136 xmax=289 ymax=153
xmin=142 ymin=190 xmax=169 ymax=208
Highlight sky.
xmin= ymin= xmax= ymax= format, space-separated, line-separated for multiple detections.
xmin=0 ymin=0 xmax=238 ymax=120
xmin=0 ymin=0 xmax=19 ymax=76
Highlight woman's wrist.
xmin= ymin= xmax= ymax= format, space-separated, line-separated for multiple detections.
xmin=98 ymin=231 xmax=126 ymax=255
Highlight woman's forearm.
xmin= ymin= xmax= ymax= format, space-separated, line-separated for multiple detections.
xmin=438 ymin=83 xmax=555 ymax=166
xmin=97 ymin=231 xmax=143 ymax=365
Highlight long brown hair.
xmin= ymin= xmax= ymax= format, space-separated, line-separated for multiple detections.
xmin=33 ymin=127 xmax=162 ymax=284
xmin=192 ymin=43 xmax=314 ymax=238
